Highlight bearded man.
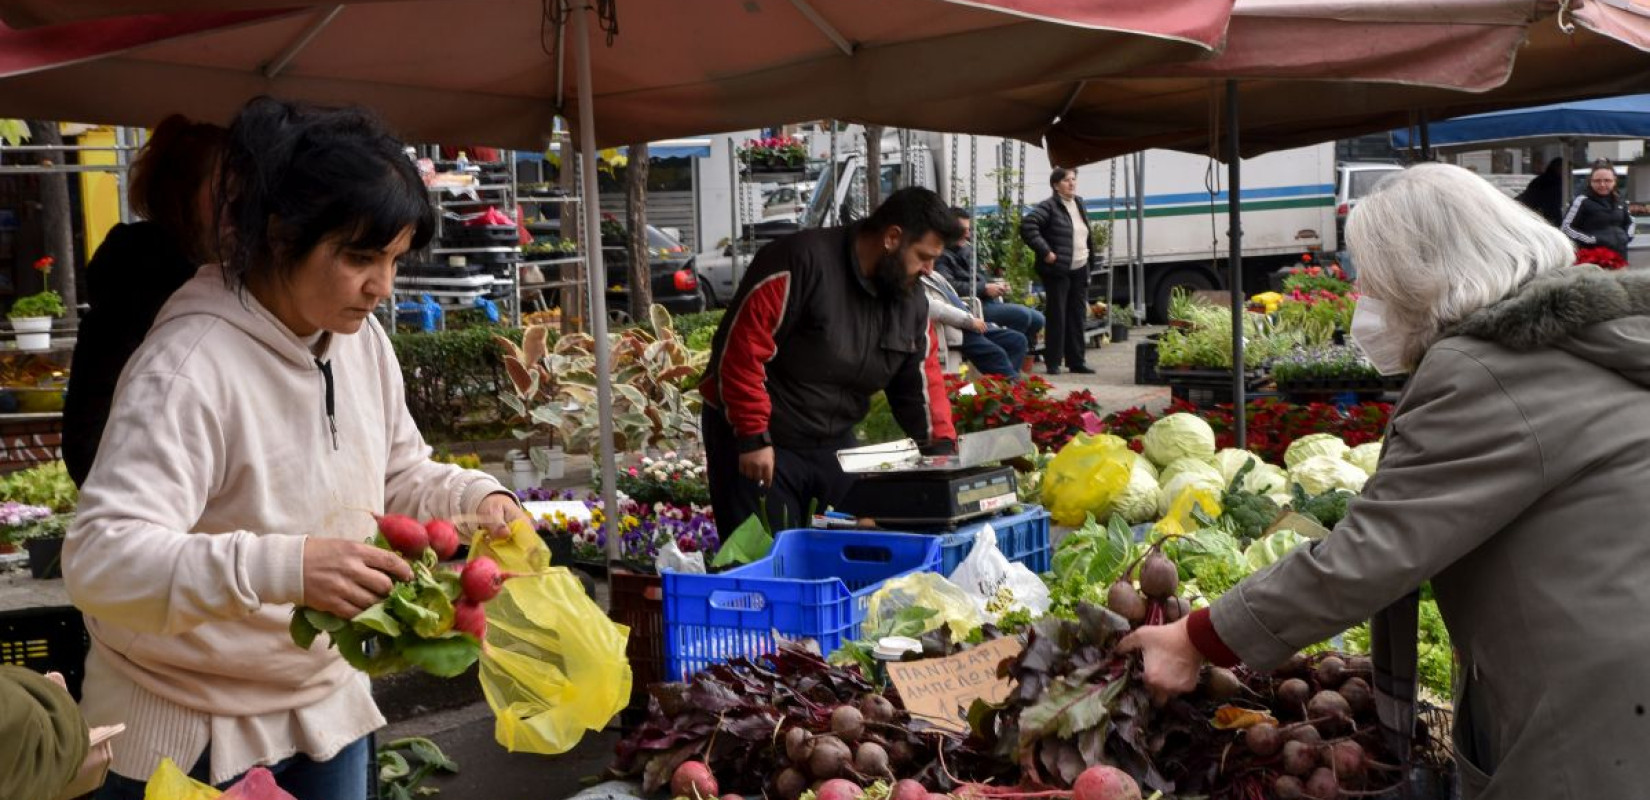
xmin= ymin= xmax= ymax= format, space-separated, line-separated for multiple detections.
xmin=699 ymin=187 xmax=960 ymax=534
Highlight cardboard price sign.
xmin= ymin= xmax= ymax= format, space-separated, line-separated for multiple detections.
xmin=886 ymin=637 xmax=1022 ymax=733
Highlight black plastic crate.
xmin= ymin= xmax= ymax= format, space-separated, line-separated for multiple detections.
xmin=1134 ymin=340 xmax=1165 ymax=385
xmin=0 ymin=606 xmax=90 ymax=699
xmin=443 ymin=226 xmax=518 ymax=247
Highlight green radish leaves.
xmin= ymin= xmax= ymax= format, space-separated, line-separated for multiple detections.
xmin=288 ymin=527 xmax=483 ymax=678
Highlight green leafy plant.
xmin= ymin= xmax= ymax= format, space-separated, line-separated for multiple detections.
xmin=1154 ymin=308 xmax=1301 ymax=370
xmin=377 ymin=737 xmax=458 ymax=799
xmin=497 ymin=305 xmax=706 ymax=455
xmin=1270 ymin=344 xmax=1381 ymax=384
xmin=389 ymin=327 xmax=524 ymax=442
xmin=9 ymin=256 xmax=65 ymax=319
xmin=0 ymin=460 xmax=77 ymax=512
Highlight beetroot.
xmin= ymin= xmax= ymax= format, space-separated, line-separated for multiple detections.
xmin=1071 ymin=765 xmax=1142 ymax=800
xmin=1338 ymin=676 xmax=1373 ymax=715
xmin=1205 ymin=667 xmax=1242 ymax=700
xmin=425 ymin=518 xmax=461 ymax=560
xmin=1273 ymin=775 xmax=1305 ymax=800
xmin=1307 ymin=690 xmax=1352 ymax=730
xmin=808 ymin=735 xmax=851 ymax=779
xmin=773 ymin=768 xmax=808 ymax=800
xmin=1284 ymin=724 xmax=1323 ymax=746
xmin=1162 ymin=595 xmax=1189 ymax=623
xmin=1137 ymin=553 xmax=1179 ymax=600
xmin=1280 ymin=740 xmax=1317 ymax=776
xmin=784 ymin=726 xmax=813 ymax=763
xmin=1278 ymin=678 xmax=1312 ymax=709
xmin=830 ymin=705 xmax=865 ymax=741
xmin=670 ymin=760 xmax=718 ymax=800
xmin=1304 ymin=767 xmax=1339 ymax=799
xmin=853 ymin=742 xmax=890 ymax=778
xmin=1328 ymin=740 xmax=1367 ymax=778
xmin=376 ymin=513 xmax=429 ymax=559
xmin=858 ymin=694 xmax=896 ymax=724
xmin=1243 ymin=722 xmax=1282 ymax=756
xmin=1106 ymin=580 xmax=1147 ymax=624
xmin=1313 ymin=655 xmax=1347 ymax=688
xmin=816 ymin=778 xmax=863 ymax=800
xmin=452 ymin=600 xmax=487 ymax=640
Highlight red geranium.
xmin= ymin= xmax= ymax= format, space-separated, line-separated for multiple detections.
xmin=31 ymin=256 xmax=53 ymax=273
xmin=1575 ymin=247 xmax=1627 ymax=271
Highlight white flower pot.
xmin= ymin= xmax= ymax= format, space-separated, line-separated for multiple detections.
xmin=510 ymin=456 xmax=540 ymax=492
xmin=9 ymin=316 xmax=51 ymax=351
xmin=532 ymin=445 xmax=566 ymax=481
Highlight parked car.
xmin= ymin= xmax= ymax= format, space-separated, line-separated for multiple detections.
xmin=527 ymin=218 xmax=705 ymax=323
xmin=1334 ymin=162 xmax=1402 ymax=254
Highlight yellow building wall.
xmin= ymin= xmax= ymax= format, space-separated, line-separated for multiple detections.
xmin=76 ymin=126 xmax=120 ymax=257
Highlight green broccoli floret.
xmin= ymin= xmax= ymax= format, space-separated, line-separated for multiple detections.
xmin=1222 ymin=489 xmax=1280 ymax=544
xmin=1292 ymin=485 xmax=1353 ymax=528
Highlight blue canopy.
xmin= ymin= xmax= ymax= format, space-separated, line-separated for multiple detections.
xmin=1391 ymin=94 xmax=1650 ymax=149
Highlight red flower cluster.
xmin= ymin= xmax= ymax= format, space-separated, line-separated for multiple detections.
xmin=31 ymin=256 xmax=53 ymax=273
xmin=1099 ymin=398 xmax=1391 ymax=465
xmin=1575 ymin=246 xmax=1628 ymax=271
xmin=946 ymin=374 xmax=1102 ymax=453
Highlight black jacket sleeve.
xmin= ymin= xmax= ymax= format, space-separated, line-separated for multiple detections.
xmin=1020 ymin=201 xmax=1055 ymax=262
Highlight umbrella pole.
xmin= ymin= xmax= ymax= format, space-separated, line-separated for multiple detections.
xmin=571 ymin=2 xmax=622 ymax=564
xmin=1226 ymin=80 xmax=1246 ymax=450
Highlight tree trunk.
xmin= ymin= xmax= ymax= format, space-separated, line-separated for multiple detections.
xmin=864 ymin=125 xmax=885 ymax=211
xmin=557 ymin=135 xmax=581 ymax=335
xmin=27 ymin=121 xmax=77 ymax=323
xmin=625 ymin=142 xmax=653 ymax=322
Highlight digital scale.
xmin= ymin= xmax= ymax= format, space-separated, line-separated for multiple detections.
xmin=834 ymin=424 xmax=1033 ymax=527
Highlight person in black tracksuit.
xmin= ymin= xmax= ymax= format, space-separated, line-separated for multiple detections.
xmin=1561 ymin=164 xmax=1634 ymax=259
xmin=699 ymin=188 xmax=961 ymax=535
xmin=1020 ymin=167 xmax=1099 ymax=374
xmin=62 ymin=116 xmax=226 ymax=487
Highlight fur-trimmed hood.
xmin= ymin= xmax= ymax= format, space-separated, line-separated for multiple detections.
xmin=1447 ymin=266 xmax=1650 ymax=385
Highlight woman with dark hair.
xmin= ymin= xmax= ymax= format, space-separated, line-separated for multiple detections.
xmin=1019 ymin=167 xmax=1097 ymax=374
xmin=62 ymin=115 xmax=227 ymax=487
xmin=64 ymin=97 xmax=526 ymax=799
xmin=1561 ymin=161 xmax=1634 ymax=259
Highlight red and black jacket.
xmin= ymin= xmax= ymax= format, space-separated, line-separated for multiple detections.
xmin=700 ymin=224 xmax=955 ymax=451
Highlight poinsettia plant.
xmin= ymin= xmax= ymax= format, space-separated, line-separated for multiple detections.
xmin=946 ymin=373 xmax=1102 ymax=453
xmin=1101 ymin=398 xmax=1391 ymax=465
xmin=1575 ymin=246 xmax=1628 ymax=270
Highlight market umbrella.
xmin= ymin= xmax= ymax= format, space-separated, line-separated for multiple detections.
xmin=0 ymin=0 xmax=1238 ymax=566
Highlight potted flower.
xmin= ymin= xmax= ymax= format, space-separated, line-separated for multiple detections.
xmin=1 ymin=501 xmax=67 ymax=577
xmin=737 ymin=136 xmax=809 ymax=175
xmin=9 ymin=256 xmax=65 ymax=351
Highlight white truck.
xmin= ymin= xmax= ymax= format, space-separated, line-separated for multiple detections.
xmin=699 ymin=128 xmax=1396 ymax=320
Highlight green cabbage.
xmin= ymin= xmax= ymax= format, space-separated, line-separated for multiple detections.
xmin=1243 ymin=529 xmax=1310 ymax=572
xmin=1160 ymin=456 xmax=1222 ymax=488
xmin=1243 ymin=463 xmax=1290 ymax=496
xmin=1284 ymin=433 xmax=1349 ymax=469
xmin=1290 ymin=455 xmax=1369 ymax=495
xmin=1346 ymin=441 xmax=1383 ymax=475
xmin=1142 ymin=413 xmax=1217 ymax=468
xmin=1210 ymin=448 xmax=1262 ymax=486
xmin=1114 ymin=456 xmax=1164 ymax=524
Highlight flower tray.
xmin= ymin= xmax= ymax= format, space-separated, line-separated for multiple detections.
xmin=1163 ymin=368 xmax=1268 ymax=408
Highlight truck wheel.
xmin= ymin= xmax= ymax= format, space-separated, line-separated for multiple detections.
xmin=1149 ymin=269 xmax=1216 ymax=324
xmin=698 ymin=277 xmax=719 ymax=309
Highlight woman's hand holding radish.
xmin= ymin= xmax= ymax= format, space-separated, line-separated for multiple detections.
xmin=476 ymin=492 xmax=530 ymax=539
xmin=300 ymin=537 xmax=414 ymax=619
xmin=1117 ymin=616 xmax=1203 ymax=704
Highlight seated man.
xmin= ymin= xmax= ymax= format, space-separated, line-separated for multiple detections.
xmin=920 ymin=261 xmax=1028 ymax=378
xmin=937 ymin=208 xmax=1045 ymax=348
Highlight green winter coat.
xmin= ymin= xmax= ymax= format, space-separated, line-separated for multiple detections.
xmin=0 ymin=665 xmax=88 ymax=800
xmin=1210 ymin=266 xmax=1650 ymax=799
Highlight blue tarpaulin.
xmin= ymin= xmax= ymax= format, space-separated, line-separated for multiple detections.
xmin=1391 ymin=94 xmax=1650 ymax=149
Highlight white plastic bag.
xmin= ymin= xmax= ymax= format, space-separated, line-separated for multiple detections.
xmin=947 ymin=524 xmax=1051 ymax=619
xmin=654 ymin=539 xmax=706 ymax=574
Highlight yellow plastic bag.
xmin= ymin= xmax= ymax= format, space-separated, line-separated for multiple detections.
xmin=143 ymin=759 xmax=220 ymax=800
xmin=1041 ymin=433 xmax=1136 ymax=527
xmin=470 ymin=520 xmax=632 ymax=754
xmin=1153 ymin=487 xmax=1223 ymax=537
xmin=864 ymin=572 xmax=985 ymax=641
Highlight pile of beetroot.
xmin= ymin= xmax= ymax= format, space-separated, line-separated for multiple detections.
xmin=288 ymin=512 xmax=532 ymax=677
xmin=614 ymin=541 xmax=1445 ymax=800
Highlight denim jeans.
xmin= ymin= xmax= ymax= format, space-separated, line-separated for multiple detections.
xmin=95 ymin=736 xmax=370 ymax=800
xmin=956 ymin=327 xmax=1029 ymax=377
xmin=982 ymin=302 xmax=1044 ymax=347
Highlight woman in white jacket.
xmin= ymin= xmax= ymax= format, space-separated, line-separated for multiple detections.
xmin=67 ymin=96 xmax=527 ymax=799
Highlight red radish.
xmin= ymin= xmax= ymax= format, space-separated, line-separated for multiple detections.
xmin=453 ymin=600 xmax=487 ymax=640
xmin=425 ymin=518 xmax=461 ymax=560
xmin=670 ymin=760 xmax=719 ymax=800
xmin=376 ymin=513 xmax=429 ymax=559
xmin=815 ymin=778 xmax=862 ymax=800
xmin=890 ymin=780 xmax=928 ymax=800
xmin=1072 ymin=765 xmax=1141 ymax=800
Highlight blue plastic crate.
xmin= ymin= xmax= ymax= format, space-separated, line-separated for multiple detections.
xmin=937 ymin=505 xmax=1052 ymax=577
xmin=663 ymin=529 xmax=941 ymax=680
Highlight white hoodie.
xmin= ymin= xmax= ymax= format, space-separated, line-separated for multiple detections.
xmin=64 ymin=264 xmax=507 ymax=783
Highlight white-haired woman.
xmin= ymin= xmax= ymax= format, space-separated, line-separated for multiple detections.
xmin=1121 ymin=162 xmax=1650 ymax=799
